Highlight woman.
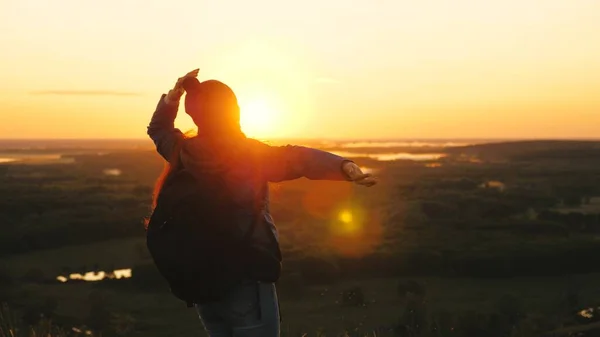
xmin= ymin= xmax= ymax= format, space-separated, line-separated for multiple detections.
xmin=147 ymin=69 xmax=376 ymax=337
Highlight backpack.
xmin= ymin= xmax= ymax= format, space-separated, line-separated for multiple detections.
xmin=145 ymin=153 xmax=280 ymax=306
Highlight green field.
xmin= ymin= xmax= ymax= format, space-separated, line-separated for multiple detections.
xmin=4 ymin=237 xmax=600 ymax=336
xmin=2 ymin=140 xmax=600 ymax=336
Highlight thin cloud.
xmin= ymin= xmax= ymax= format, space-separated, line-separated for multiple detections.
xmin=30 ymin=90 xmax=142 ymax=97
xmin=314 ymin=77 xmax=342 ymax=84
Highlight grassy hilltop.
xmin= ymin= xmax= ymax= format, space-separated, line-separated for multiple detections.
xmin=1 ymin=140 xmax=600 ymax=336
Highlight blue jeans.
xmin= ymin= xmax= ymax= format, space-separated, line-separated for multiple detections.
xmin=196 ymin=281 xmax=280 ymax=337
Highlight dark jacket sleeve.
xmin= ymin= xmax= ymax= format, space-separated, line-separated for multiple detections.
xmin=147 ymin=94 xmax=184 ymax=161
xmin=257 ymin=144 xmax=353 ymax=182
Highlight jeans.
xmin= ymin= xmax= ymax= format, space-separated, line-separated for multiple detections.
xmin=196 ymin=281 xmax=280 ymax=337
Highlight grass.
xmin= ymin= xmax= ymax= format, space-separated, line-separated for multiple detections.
xmin=557 ymin=197 xmax=600 ymax=214
xmin=4 ymin=270 xmax=600 ymax=336
xmin=0 ymin=303 xmax=71 ymax=337
xmin=4 ymin=238 xmax=600 ymax=336
xmin=2 ymin=295 xmax=599 ymax=337
xmin=3 ymin=141 xmax=600 ymax=336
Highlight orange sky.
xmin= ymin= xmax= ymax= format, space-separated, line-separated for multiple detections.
xmin=1 ymin=0 xmax=599 ymax=139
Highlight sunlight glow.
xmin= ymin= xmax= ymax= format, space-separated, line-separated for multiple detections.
xmin=212 ymin=40 xmax=316 ymax=138
xmin=2 ymin=1 xmax=600 ymax=138
xmin=240 ymin=98 xmax=278 ymax=137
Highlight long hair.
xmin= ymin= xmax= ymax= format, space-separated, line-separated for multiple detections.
xmin=144 ymin=130 xmax=197 ymax=229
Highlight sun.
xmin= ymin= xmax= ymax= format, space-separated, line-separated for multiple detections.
xmin=239 ymin=98 xmax=278 ymax=137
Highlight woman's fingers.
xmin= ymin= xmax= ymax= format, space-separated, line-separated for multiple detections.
xmin=350 ymin=173 xmax=371 ymax=181
xmin=353 ymin=174 xmax=377 ymax=187
xmin=186 ymin=68 xmax=200 ymax=77
xmin=180 ymin=69 xmax=199 ymax=83
xmin=165 ymin=68 xmax=200 ymax=103
xmin=174 ymin=69 xmax=200 ymax=89
xmin=356 ymin=177 xmax=377 ymax=187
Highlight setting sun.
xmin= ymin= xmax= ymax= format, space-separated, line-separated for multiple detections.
xmin=240 ymin=98 xmax=278 ymax=138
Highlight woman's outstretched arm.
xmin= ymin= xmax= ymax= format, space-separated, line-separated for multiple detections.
xmin=255 ymin=143 xmax=376 ymax=186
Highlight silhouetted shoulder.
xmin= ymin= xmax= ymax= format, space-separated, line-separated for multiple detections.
xmin=243 ymin=138 xmax=274 ymax=152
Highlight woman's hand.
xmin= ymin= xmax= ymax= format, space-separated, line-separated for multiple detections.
xmin=342 ymin=161 xmax=377 ymax=187
xmin=165 ymin=68 xmax=200 ymax=104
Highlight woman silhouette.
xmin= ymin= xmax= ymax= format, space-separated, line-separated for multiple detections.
xmin=147 ymin=69 xmax=376 ymax=337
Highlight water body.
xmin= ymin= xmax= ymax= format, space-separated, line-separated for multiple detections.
xmin=56 ymin=268 xmax=132 ymax=283
xmin=339 ymin=141 xmax=471 ymax=148
xmin=332 ymin=151 xmax=445 ymax=162
xmin=103 ymin=168 xmax=122 ymax=176
xmin=481 ymin=180 xmax=506 ymax=191
xmin=0 ymin=154 xmax=74 ymax=164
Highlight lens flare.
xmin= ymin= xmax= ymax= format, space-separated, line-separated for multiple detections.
xmin=328 ymin=206 xmax=384 ymax=258
xmin=332 ymin=208 xmax=362 ymax=236
xmin=339 ymin=210 xmax=353 ymax=223
xmin=338 ymin=209 xmax=360 ymax=234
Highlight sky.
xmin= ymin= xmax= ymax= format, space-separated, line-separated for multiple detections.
xmin=0 ymin=0 xmax=599 ymax=140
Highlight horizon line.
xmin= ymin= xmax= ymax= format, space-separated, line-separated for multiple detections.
xmin=1 ymin=137 xmax=600 ymax=142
